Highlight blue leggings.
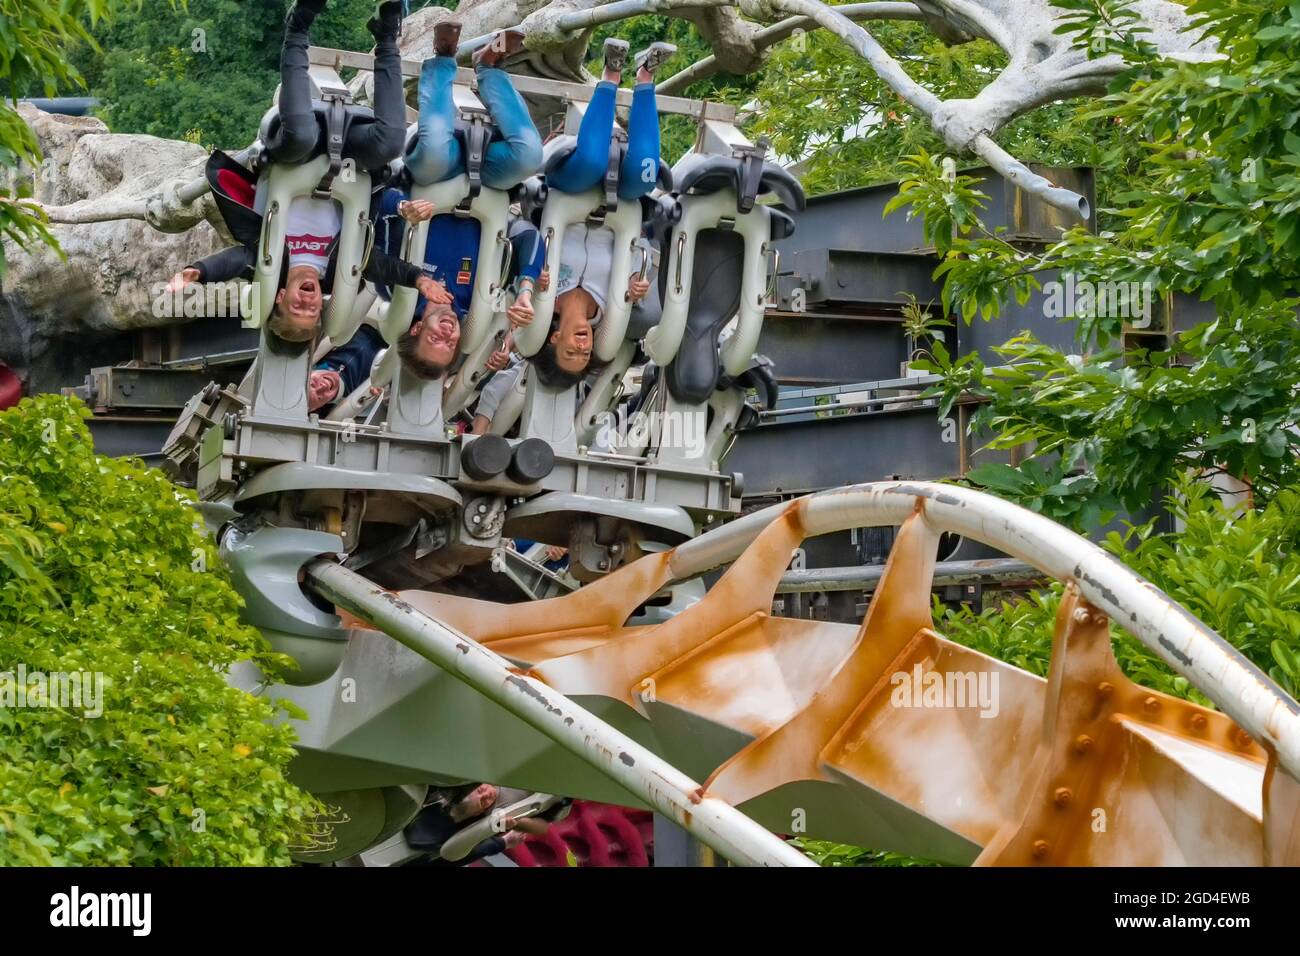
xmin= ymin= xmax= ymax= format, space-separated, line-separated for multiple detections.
xmin=548 ymin=81 xmax=660 ymax=201
xmin=406 ymin=56 xmax=543 ymax=190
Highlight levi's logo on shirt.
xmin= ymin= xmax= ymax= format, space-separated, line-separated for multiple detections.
xmin=287 ymin=234 xmax=334 ymax=255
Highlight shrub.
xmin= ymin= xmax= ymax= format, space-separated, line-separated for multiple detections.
xmin=939 ymin=476 xmax=1300 ymax=704
xmin=0 ymin=395 xmax=319 ymax=865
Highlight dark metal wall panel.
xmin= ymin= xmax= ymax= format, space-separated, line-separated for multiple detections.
xmin=728 ymin=403 xmax=1008 ymax=497
xmin=774 ymin=165 xmax=1096 ymax=258
xmin=758 ymin=314 xmax=906 ymax=384
xmin=86 ymin=417 xmax=174 ymax=461
xmin=169 ymin=317 xmax=261 ymax=363
xmin=953 ymin=269 xmax=1087 ymax=359
xmin=782 ymin=250 xmax=942 ymax=311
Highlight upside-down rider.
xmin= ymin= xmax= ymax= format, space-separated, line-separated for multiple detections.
xmin=166 ymin=0 xmax=443 ymax=344
xmin=531 ymin=37 xmax=675 ymax=391
xmin=463 ymin=37 xmax=672 ymax=430
xmin=309 ymin=21 xmax=547 ymax=412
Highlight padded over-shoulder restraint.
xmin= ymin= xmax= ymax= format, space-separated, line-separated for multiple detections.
xmin=662 ymin=228 xmax=745 ymax=404
xmin=381 ymin=171 xmax=513 ymax=358
xmin=251 ymin=153 xmax=373 ymax=345
xmin=647 ymin=149 xmax=805 ymax=403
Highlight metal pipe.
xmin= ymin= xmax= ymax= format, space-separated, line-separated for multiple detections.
xmin=777 ymin=556 xmax=1039 ymax=593
xmin=303 ymin=560 xmax=816 ymax=867
xmin=161 ymin=348 xmax=259 ymax=369
xmin=668 ymin=481 xmax=1300 ymax=778
xmin=971 ymin=133 xmax=1092 ymax=220
xmin=761 ymin=390 xmax=937 ymax=419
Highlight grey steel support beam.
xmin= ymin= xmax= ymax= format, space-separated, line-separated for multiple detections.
xmin=727 ymin=399 xmax=1002 ymax=496
xmin=776 ymin=557 xmax=1038 ymax=593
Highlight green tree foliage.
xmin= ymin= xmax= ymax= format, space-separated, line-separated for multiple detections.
xmin=0 ymin=395 xmax=320 ymax=865
xmin=898 ymin=0 xmax=1300 ymax=526
xmin=0 ymin=1 xmax=184 ymax=277
xmin=66 ymin=0 xmax=455 ymax=149
xmin=939 ymin=475 xmax=1300 ymax=702
xmin=741 ymin=22 xmax=1142 ymax=202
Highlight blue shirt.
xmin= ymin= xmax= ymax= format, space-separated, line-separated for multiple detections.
xmin=374 ymin=187 xmax=545 ymax=319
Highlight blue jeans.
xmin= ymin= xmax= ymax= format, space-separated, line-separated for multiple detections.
xmin=406 ymin=57 xmax=543 ymax=189
xmin=548 ymin=81 xmax=660 ymax=201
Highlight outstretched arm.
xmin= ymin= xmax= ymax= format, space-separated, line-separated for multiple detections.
xmin=364 ymin=247 xmax=422 ymax=290
xmin=184 ymin=245 xmax=258 ymax=285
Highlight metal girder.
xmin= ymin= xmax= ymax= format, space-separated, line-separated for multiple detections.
xmin=771 ymin=166 xmax=1096 ymax=259
xmin=303 ymin=560 xmax=813 ymax=868
xmin=264 ymin=481 xmax=1298 ymax=866
xmin=727 ymin=398 xmax=1001 ymax=496
xmin=80 ymin=366 xmax=215 ymax=412
xmin=757 ymin=313 xmax=908 ymax=385
xmin=776 ymin=557 xmax=1038 ymax=593
xmin=85 ymin=416 xmax=176 ymax=460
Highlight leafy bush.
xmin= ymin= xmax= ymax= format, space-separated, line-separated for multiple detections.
xmin=0 ymin=395 xmax=319 ymax=865
xmin=938 ymin=476 xmax=1300 ymax=702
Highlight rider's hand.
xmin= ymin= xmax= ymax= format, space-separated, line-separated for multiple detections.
xmin=307 ymin=370 xmax=342 ymax=412
xmin=626 ymin=274 xmax=651 ymax=303
xmin=486 ymin=334 xmax=514 ymax=372
xmin=166 ymin=268 xmax=200 ymax=294
xmin=416 ymin=276 xmax=454 ymax=305
xmin=506 ymin=289 xmax=534 ymax=328
xmin=536 ymin=268 xmax=550 ymax=293
xmin=398 ymin=199 xmax=435 ymax=224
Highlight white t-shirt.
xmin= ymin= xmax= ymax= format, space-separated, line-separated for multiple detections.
xmin=555 ymin=223 xmax=616 ymax=321
xmin=285 ymin=196 xmax=342 ymax=276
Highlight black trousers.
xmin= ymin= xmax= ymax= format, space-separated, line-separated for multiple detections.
xmin=265 ymin=16 xmax=406 ymax=172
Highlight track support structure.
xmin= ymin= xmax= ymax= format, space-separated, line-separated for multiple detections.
xmin=304 ymin=560 xmax=816 ymax=868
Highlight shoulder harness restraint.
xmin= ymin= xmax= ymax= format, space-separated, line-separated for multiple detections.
xmin=732 ymin=136 xmax=771 ymax=214
xmin=314 ymin=92 xmax=352 ymax=199
xmin=589 ymin=126 xmax=628 ymax=227
xmin=456 ymin=106 xmax=493 ymax=214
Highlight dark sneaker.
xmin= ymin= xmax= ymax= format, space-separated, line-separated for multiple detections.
xmin=287 ymin=0 xmax=328 ymax=31
xmin=368 ymin=1 xmax=405 ymax=41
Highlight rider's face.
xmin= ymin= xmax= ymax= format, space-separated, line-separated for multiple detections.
xmin=412 ymin=306 xmax=461 ymax=366
xmin=276 ymin=265 xmax=325 ymax=332
xmin=552 ymin=290 xmax=595 ymax=374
